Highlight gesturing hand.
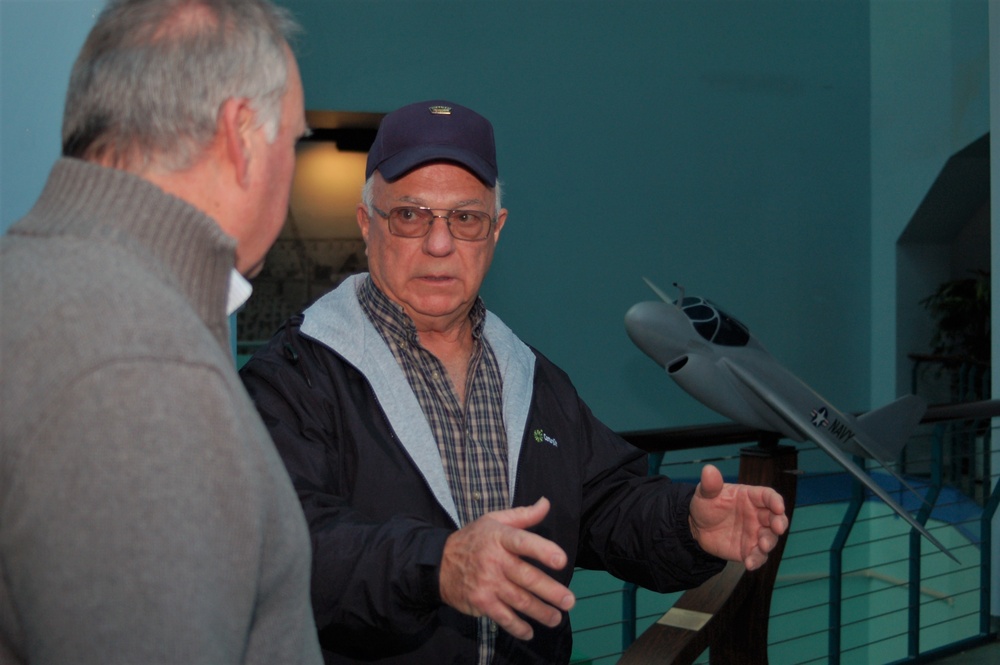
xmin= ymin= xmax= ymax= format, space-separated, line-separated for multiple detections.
xmin=439 ymin=497 xmax=576 ymax=640
xmin=688 ymin=464 xmax=789 ymax=571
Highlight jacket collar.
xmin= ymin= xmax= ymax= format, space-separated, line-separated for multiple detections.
xmin=300 ymin=273 xmax=535 ymax=525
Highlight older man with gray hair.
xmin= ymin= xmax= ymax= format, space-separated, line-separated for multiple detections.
xmin=242 ymin=99 xmax=788 ymax=665
xmin=0 ymin=1 xmax=319 ymax=663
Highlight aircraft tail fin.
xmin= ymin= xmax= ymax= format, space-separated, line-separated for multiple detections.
xmin=856 ymin=395 xmax=927 ymax=462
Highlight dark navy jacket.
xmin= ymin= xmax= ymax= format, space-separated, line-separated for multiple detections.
xmin=240 ymin=275 xmax=725 ymax=664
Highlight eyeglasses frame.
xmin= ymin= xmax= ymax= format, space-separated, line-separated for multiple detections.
xmin=370 ymin=204 xmax=496 ymax=241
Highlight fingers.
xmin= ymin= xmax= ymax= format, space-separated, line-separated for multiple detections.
xmin=745 ymin=552 xmax=767 ymax=571
xmin=773 ymin=513 xmax=789 ymax=535
xmin=697 ymin=464 xmax=724 ymax=500
xmin=742 ymin=493 xmax=790 ymax=571
xmin=439 ymin=501 xmax=576 ymax=641
xmin=759 ymin=486 xmax=787 ymax=517
xmin=757 ymin=525 xmax=781 ymax=553
xmin=492 ymin=560 xmax=571 ymax=638
xmin=690 ymin=467 xmax=792 ymax=571
xmin=751 ymin=489 xmax=788 ymax=544
xmin=747 ymin=487 xmax=786 ymax=525
xmin=504 ymin=549 xmax=575 ymax=614
xmin=492 ymin=498 xmax=569 ymax=570
xmin=762 ymin=506 xmax=789 ymax=537
xmin=744 ymin=522 xmax=784 ymax=570
xmin=491 ymin=496 xmax=551 ymax=530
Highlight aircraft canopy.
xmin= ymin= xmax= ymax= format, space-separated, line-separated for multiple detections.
xmin=679 ymin=297 xmax=751 ymax=347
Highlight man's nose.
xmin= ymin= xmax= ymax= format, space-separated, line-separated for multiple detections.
xmin=424 ymin=215 xmax=456 ymax=254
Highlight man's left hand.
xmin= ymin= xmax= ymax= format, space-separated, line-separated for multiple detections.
xmin=688 ymin=464 xmax=789 ymax=571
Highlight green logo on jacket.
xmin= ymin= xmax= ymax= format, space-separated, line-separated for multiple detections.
xmin=533 ymin=429 xmax=558 ymax=447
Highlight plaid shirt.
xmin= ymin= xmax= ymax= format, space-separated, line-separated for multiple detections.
xmin=358 ymin=276 xmax=508 ymax=664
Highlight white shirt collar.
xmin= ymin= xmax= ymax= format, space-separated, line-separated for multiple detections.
xmin=226 ymin=269 xmax=253 ymax=316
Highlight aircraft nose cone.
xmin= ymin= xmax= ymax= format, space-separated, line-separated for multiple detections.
xmin=624 ymin=301 xmax=654 ymax=336
xmin=625 ymin=301 xmax=683 ymax=368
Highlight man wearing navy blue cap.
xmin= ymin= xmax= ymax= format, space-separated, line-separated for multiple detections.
xmin=241 ymin=100 xmax=788 ymax=665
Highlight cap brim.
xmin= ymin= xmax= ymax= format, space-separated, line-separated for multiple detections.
xmin=375 ymin=145 xmax=496 ymax=186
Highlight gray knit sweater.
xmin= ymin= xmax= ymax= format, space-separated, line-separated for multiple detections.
xmin=0 ymin=159 xmax=322 ymax=664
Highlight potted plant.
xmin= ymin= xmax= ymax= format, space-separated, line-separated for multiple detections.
xmin=917 ymin=269 xmax=991 ymax=401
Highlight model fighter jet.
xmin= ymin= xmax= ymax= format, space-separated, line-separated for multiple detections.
xmin=624 ymin=279 xmax=958 ymax=562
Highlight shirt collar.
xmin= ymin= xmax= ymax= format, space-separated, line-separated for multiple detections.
xmin=226 ymin=269 xmax=253 ymax=316
xmin=358 ymin=274 xmax=487 ymax=345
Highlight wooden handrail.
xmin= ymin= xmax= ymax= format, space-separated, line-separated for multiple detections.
xmin=617 ymin=435 xmax=798 ymax=665
xmin=614 ymin=399 xmax=998 ymax=664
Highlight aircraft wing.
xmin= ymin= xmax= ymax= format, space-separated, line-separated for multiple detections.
xmin=720 ymin=358 xmax=959 ymax=563
xmin=716 ymin=355 xmax=929 ymax=504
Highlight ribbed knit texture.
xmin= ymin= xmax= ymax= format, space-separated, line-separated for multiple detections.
xmin=14 ymin=158 xmax=235 ymax=348
xmin=0 ymin=159 xmax=322 ymax=665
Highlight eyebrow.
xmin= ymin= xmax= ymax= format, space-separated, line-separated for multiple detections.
xmin=395 ymin=196 xmax=486 ymax=209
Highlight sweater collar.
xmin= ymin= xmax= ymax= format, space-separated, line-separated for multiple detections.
xmin=18 ymin=158 xmax=238 ymax=348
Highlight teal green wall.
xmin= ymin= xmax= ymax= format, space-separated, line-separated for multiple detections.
xmin=869 ymin=0 xmax=991 ymax=405
xmin=0 ymin=0 xmax=876 ymax=431
xmin=1 ymin=0 xmax=103 ymax=234
xmin=279 ymin=0 xmax=872 ymax=430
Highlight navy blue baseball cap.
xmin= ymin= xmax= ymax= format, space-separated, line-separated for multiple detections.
xmin=365 ymin=100 xmax=497 ymax=186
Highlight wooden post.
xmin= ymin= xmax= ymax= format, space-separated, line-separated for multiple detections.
xmin=618 ymin=435 xmax=797 ymax=665
xmin=709 ymin=436 xmax=797 ymax=664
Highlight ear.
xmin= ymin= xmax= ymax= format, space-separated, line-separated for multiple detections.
xmin=218 ymin=97 xmax=257 ymax=189
xmin=492 ymin=208 xmax=508 ymax=243
xmin=356 ymin=202 xmax=371 ymax=244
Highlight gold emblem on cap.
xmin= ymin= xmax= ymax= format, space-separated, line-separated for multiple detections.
xmin=428 ymin=105 xmax=452 ymax=115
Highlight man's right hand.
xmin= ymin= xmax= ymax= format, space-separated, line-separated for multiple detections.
xmin=439 ymin=497 xmax=576 ymax=640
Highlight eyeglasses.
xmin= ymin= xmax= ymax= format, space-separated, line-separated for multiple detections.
xmin=371 ymin=205 xmax=495 ymax=241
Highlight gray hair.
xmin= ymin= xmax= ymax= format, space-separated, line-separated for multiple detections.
xmin=361 ymin=174 xmax=504 ymax=218
xmin=62 ymin=0 xmax=299 ymax=172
